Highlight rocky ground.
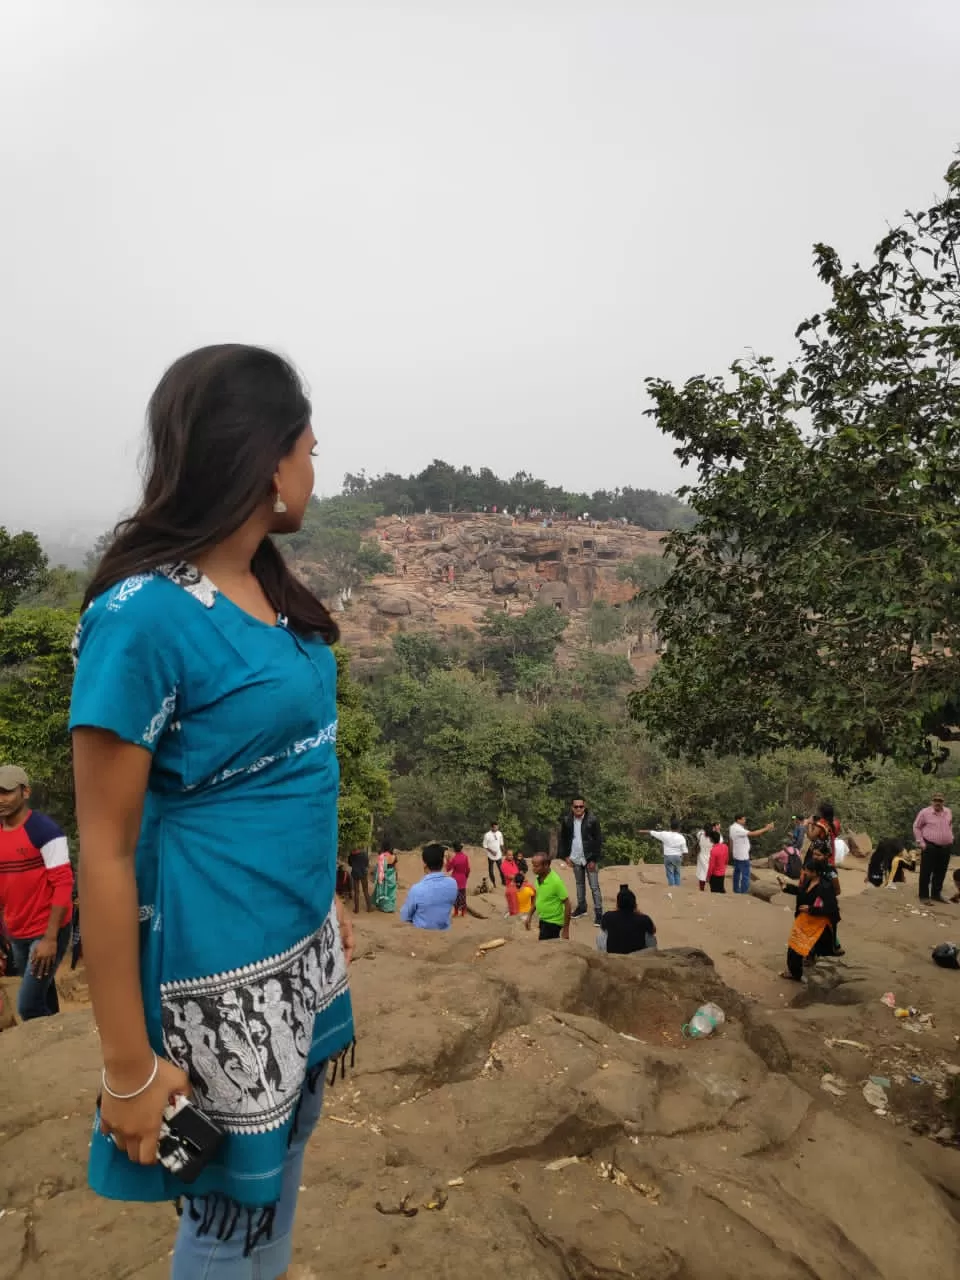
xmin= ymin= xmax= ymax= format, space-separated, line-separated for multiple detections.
xmin=2 ymin=856 xmax=959 ymax=1278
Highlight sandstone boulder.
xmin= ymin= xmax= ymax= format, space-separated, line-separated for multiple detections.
xmin=374 ymin=594 xmax=411 ymax=616
xmin=491 ymin=568 xmax=519 ymax=594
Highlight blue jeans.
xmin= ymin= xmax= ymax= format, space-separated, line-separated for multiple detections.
xmin=9 ymin=923 xmax=71 ymax=1021
xmin=172 ymin=1074 xmax=326 ymax=1279
xmin=732 ymin=860 xmax=751 ymax=894
xmin=664 ymin=858 xmax=681 ymax=886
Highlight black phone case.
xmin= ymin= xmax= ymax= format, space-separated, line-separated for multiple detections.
xmin=157 ymin=1097 xmax=225 ymax=1183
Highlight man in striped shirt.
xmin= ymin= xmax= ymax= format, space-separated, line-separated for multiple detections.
xmin=0 ymin=765 xmax=74 ymax=1020
xmin=913 ymin=793 xmax=954 ymax=905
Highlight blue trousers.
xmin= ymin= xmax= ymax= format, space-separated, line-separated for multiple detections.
xmin=9 ymin=923 xmax=71 ymax=1020
xmin=664 ymin=858 xmax=681 ymax=886
xmin=732 ymin=860 xmax=751 ymax=894
xmin=172 ymin=1076 xmax=325 ymax=1279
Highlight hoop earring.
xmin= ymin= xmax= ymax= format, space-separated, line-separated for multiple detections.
xmin=273 ymin=495 xmax=287 ymax=514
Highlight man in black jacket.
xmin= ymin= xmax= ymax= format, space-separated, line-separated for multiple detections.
xmin=557 ymin=797 xmax=603 ymax=923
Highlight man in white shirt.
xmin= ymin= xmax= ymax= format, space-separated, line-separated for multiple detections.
xmin=728 ymin=813 xmax=774 ymax=894
xmin=482 ymin=821 xmax=507 ymax=887
xmin=639 ymin=821 xmax=689 ymax=886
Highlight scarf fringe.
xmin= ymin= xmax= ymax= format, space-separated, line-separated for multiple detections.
xmin=174 ymin=1038 xmax=358 ymax=1258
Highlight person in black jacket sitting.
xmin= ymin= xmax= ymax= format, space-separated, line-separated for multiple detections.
xmin=558 ymin=797 xmax=603 ymax=924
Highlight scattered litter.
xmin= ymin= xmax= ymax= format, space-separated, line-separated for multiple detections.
xmin=895 ymin=1008 xmax=912 ymax=1019
xmin=327 ymin=1116 xmax=359 ymax=1127
xmin=475 ymin=937 xmax=506 ymax=955
xmin=375 ymin=1195 xmax=418 ymax=1218
xmin=619 ymin=1032 xmax=642 ymax=1043
xmin=682 ymin=1002 xmax=725 ymax=1039
xmin=423 ymin=1189 xmax=448 ymax=1211
xmin=909 ymin=1074 xmax=925 ymax=1084
xmin=820 ymin=1073 xmax=846 ymax=1097
xmin=868 ymin=1076 xmax=891 ymax=1089
xmin=862 ymin=1080 xmax=888 ymax=1112
xmin=824 ymin=1038 xmax=871 ymax=1052
xmin=881 ymin=992 xmax=897 ymax=1008
xmin=598 ymin=1162 xmax=660 ymax=1201
xmin=545 ymin=1156 xmax=580 ymax=1172
xmin=447 ymin=1177 xmax=464 ymax=1187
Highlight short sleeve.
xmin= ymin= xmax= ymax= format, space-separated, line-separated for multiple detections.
xmin=69 ymin=577 xmax=183 ymax=753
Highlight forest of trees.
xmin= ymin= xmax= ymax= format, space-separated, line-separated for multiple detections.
xmin=341 ymin=460 xmax=695 ymax=529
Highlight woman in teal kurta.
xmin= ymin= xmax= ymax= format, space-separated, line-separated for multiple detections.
xmin=70 ymin=346 xmax=355 ymax=1279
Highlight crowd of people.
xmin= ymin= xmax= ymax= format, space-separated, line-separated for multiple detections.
xmin=327 ymin=791 xmax=959 ymax=992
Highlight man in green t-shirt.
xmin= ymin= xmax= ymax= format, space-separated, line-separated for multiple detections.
xmin=525 ymin=854 xmax=571 ymax=941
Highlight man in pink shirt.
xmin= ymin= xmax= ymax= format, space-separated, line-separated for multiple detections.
xmin=913 ymin=793 xmax=954 ymax=904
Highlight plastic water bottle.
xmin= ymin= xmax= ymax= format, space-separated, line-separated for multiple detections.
xmin=683 ymin=1002 xmax=725 ymax=1038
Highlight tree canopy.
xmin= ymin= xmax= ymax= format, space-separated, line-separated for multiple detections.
xmin=632 ymin=157 xmax=960 ymax=774
xmin=342 ymin=460 xmax=693 ymax=529
xmin=0 ymin=528 xmax=47 ymax=615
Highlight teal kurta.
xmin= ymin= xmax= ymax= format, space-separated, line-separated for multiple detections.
xmin=70 ymin=563 xmax=353 ymax=1207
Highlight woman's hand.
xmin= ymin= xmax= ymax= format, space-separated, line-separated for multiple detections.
xmin=100 ymin=1054 xmax=190 ymax=1164
xmin=336 ymin=896 xmax=354 ymax=965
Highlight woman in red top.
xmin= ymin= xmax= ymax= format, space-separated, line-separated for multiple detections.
xmin=445 ymin=842 xmax=471 ymax=917
xmin=707 ymin=833 xmax=729 ymax=893
xmin=501 ymin=849 xmax=520 ymax=913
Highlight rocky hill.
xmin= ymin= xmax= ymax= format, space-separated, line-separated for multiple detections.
xmin=318 ymin=513 xmax=666 ymax=669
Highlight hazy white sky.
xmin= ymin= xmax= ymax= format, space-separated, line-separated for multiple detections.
xmin=2 ymin=0 xmax=958 ymax=531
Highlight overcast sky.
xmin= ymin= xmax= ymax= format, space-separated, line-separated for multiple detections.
xmin=2 ymin=0 xmax=958 ymax=533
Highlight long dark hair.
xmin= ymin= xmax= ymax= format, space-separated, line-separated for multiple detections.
xmin=85 ymin=344 xmax=338 ymax=642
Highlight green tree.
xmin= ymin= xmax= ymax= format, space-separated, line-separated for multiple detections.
xmin=0 ymin=528 xmax=47 ymax=614
xmin=479 ymin=604 xmax=568 ymax=690
xmin=20 ymin=565 xmax=88 ymax=610
xmin=633 ymin=156 xmax=960 ymax=774
xmin=334 ymin=646 xmax=393 ymax=851
xmin=586 ymin=600 xmax=623 ymax=646
xmin=0 ymin=608 xmax=77 ymax=828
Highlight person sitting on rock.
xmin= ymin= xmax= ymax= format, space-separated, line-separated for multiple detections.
xmin=597 ymin=885 xmax=656 ymax=954
xmin=400 ymin=843 xmax=459 ymax=931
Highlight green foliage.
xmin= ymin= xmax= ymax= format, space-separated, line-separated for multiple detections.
xmin=392 ymin=631 xmax=456 ymax=681
xmin=633 ymin=157 xmax=960 ymax=774
xmin=0 ymin=608 xmax=77 ymax=829
xmin=617 ymin=553 xmax=671 ymax=593
xmin=20 ymin=565 xmax=88 ymax=610
xmin=333 ymin=646 xmax=393 ymax=851
xmin=479 ymin=604 xmax=568 ymax=691
xmin=571 ymin=651 xmax=636 ymax=700
xmin=307 ymin=495 xmax=383 ymax=531
xmin=343 ymin=462 xmax=693 ymax=529
xmin=0 ymin=528 xmax=48 ymax=615
xmin=586 ymin=601 xmax=623 ymax=646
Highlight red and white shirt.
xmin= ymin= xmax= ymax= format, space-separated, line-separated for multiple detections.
xmin=0 ymin=811 xmax=74 ymax=940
